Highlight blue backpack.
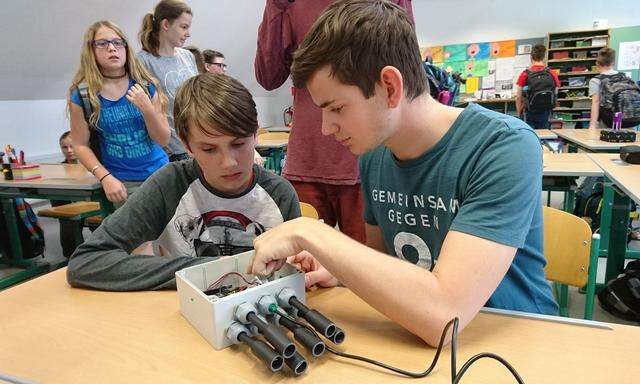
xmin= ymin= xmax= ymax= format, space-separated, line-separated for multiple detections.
xmin=422 ymin=62 xmax=464 ymax=106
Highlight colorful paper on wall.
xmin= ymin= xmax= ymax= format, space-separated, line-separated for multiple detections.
xmin=443 ymin=61 xmax=466 ymax=75
xmin=490 ymin=40 xmax=516 ymax=58
xmin=421 ymin=46 xmax=444 ymax=62
xmin=443 ymin=44 xmax=467 ymax=61
xmin=466 ymin=42 xmax=490 ymax=60
xmin=466 ymin=77 xmax=479 ymax=93
xmin=468 ymin=60 xmax=489 ymax=77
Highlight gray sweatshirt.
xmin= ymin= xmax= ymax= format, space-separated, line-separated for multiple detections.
xmin=137 ymin=48 xmax=198 ymax=157
xmin=67 ymin=160 xmax=300 ymax=291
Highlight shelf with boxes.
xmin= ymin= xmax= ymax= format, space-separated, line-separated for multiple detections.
xmin=544 ymin=29 xmax=609 ymax=130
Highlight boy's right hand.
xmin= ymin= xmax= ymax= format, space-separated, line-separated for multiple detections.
xmin=288 ymin=251 xmax=338 ymax=288
xmin=101 ymin=175 xmax=128 ymax=203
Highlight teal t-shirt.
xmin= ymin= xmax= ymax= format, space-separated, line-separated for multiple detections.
xmin=360 ymin=103 xmax=558 ymax=315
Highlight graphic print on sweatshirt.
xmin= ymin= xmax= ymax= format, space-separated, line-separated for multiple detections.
xmin=157 ymin=179 xmax=285 ymax=258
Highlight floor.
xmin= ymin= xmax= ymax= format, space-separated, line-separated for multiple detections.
xmin=2 ymin=194 xmax=639 ymax=327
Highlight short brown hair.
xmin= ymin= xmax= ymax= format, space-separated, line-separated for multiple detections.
xmin=531 ymin=44 xmax=546 ymax=62
xmin=291 ymin=0 xmax=427 ymax=100
xmin=596 ymin=47 xmax=616 ymax=67
xmin=173 ymin=73 xmax=258 ymax=142
xmin=203 ymin=50 xmax=225 ymax=64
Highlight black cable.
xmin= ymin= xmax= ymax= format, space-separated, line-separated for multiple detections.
xmin=274 ymin=308 xmax=524 ymax=383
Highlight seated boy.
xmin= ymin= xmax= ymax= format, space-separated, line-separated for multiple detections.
xmin=67 ymin=74 xmax=300 ymax=290
xmin=250 ymin=0 xmax=557 ymax=346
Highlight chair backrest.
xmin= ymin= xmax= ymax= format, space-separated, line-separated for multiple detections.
xmin=543 ymin=206 xmax=592 ymax=287
xmin=299 ymin=202 xmax=319 ymax=220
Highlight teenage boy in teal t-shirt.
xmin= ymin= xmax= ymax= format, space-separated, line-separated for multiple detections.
xmin=249 ymin=0 xmax=557 ymax=347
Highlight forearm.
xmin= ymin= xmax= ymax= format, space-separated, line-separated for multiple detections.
xmin=74 ymin=144 xmax=111 ymax=180
xmin=68 ymin=239 xmax=213 ymax=290
xmin=295 ymin=221 xmax=468 ymax=346
xmin=589 ymin=101 xmax=599 ymax=128
xmin=141 ymin=108 xmax=171 ymax=146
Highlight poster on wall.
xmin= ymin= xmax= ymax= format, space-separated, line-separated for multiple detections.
xmin=491 ymin=40 xmax=516 ymax=58
xmin=618 ymin=41 xmax=640 ymax=70
xmin=444 ymin=44 xmax=467 ymax=61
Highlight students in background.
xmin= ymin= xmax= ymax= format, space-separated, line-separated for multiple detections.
xmin=138 ymin=0 xmax=198 ymax=162
xmin=68 ymin=21 xmax=170 ymax=206
xmin=516 ymin=44 xmax=560 ymax=129
xmin=203 ymin=50 xmax=227 ymax=74
xmin=251 ymin=0 xmax=557 ymax=346
xmin=51 ymin=131 xmax=80 ymax=258
xmin=185 ymin=45 xmax=205 ymax=73
xmin=67 ymin=73 xmax=300 ymax=291
xmin=255 ymin=0 xmax=412 ymax=244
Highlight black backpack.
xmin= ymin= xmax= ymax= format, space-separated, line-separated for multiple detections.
xmin=525 ymin=68 xmax=557 ymax=112
xmin=573 ymin=177 xmax=604 ymax=231
xmin=598 ymin=259 xmax=640 ymax=322
xmin=598 ymin=73 xmax=640 ymax=128
xmin=0 ymin=199 xmax=45 ymax=259
xmin=77 ymin=80 xmax=150 ymax=161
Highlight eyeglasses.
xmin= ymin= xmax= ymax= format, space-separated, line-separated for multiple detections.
xmin=92 ymin=39 xmax=127 ymax=49
xmin=207 ymin=62 xmax=228 ymax=70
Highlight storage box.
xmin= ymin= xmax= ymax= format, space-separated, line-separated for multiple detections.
xmin=576 ymin=40 xmax=591 ymax=47
xmin=592 ymin=37 xmax=608 ymax=46
xmin=573 ymin=51 xmax=588 ymax=59
xmin=10 ymin=163 xmax=41 ymax=180
xmin=571 ymin=66 xmax=588 ymax=72
xmin=550 ymin=41 xmax=565 ymax=49
xmin=553 ymin=51 xmax=569 ymax=60
xmin=568 ymin=76 xmax=586 ymax=86
xmin=600 ymin=130 xmax=636 ymax=143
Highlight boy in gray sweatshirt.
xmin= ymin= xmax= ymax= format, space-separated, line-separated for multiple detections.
xmin=67 ymin=74 xmax=300 ymax=291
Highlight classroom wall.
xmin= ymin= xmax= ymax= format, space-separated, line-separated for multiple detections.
xmin=2 ymin=0 xmax=640 ymax=160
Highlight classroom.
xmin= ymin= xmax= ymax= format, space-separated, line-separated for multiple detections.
xmin=1 ymin=0 xmax=640 ymax=382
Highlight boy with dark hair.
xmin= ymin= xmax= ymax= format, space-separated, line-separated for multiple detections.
xmin=250 ymin=0 xmax=557 ymax=346
xmin=589 ymin=47 xmax=640 ymax=129
xmin=516 ymin=44 xmax=560 ymax=129
xmin=203 ymin=50 xmax=227 ymax=73
xmin=68 ymin=73 xmax=300 ymax=291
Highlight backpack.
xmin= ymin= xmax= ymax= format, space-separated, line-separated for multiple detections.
xmin=572 ymin=176 xmax=604 ymax=231
xmin=597 ymin=259 xmax=640 ymax=322
xmin=598 ymin=73 xmax=640 ymax=128
xmin=524 ymin=68 xmax=557 ymax=112
xmin=77 ymin=80 xmax=151 ymax=161
xmin=422 ymin=62 xmax=462 ymax=106
xmin=0 ymin=198 xmax=45 ymax=259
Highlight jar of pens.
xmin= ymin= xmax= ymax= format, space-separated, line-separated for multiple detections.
xmin=2 ymin=145 xmax=41 ymax=181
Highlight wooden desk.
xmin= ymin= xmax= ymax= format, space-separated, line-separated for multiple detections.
xmin=536 ymin=129 xmax=558 ymax=140
xmin=457 ymin=98 xmax=517 ymax=114
xmin=256 ymin=136 xmax=289 ymax=175
xmin=1 ymin=269 xmax=639 ymax=384
xmin=542 ymin=153 xmax=603 ymax=211
xmin=552 ymin=128 xmax=640 ymax=153
xmin=264 ymin=126 xmax=291 ymax=133
xmin=588 ymin=154 xmax=640 ymax=283
xmin=542 ymin=153 xmax=603 ymax=177
xmin=0 ymin=163 xmax=112 ymax=289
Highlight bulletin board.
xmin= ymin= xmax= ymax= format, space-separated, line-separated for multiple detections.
xmin=421 ymin=37 xmax=545 ymax=100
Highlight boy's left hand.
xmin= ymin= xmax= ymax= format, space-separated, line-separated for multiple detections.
xmin=126 ymin=84 xmax=153 ymax=113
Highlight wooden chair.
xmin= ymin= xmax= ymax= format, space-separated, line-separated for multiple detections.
xmin=299 ymin=202 xmax=319 ymax=220
xmin=38 ymin=201 xmax=102 ymax=248
xmin=543 ymin=206 xmax=599 ymax=320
